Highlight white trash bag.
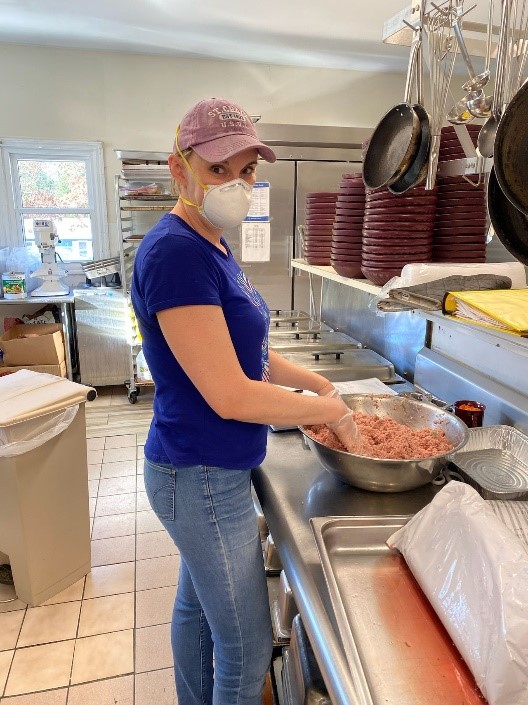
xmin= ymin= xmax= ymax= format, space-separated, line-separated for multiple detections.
xmin=0 ymin=405 xmax=79 ymax=458
xmin=388 ymin=482 xmax=528 ymax=705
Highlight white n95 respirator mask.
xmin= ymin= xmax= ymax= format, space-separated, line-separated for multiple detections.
xmin=196 ymin=178 xmax=252 ymax=230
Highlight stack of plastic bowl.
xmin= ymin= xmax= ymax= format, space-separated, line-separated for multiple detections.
xmin=361 ymin=185 xmax=438 ymax=286
xmin=303 ymin=192 xmax=338 ymax=265
xmin=433 ymin=125 xmax=487 ymax=263
xmin=331 ymin=173 xmax=366 ymax=278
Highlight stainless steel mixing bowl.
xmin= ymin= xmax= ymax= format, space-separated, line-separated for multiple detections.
xmin=300 ymin=394 xmax=468 ymax=493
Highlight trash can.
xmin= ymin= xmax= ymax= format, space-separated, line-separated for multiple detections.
xmin=0 ymin=370 xmax=96 ymax=606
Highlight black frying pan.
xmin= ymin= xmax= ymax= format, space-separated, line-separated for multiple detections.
xmin=493 ymin=78 xmax=528 ymax=216
xmin=363 ymin=37 xmax=422 ymax=190
xmin=488 ymin=168 xmax=528 ymax=266
xmin=388 ymin=105 xmax=430 ymax=194
xmin=389 ymin=44 xmax=431 ymax=195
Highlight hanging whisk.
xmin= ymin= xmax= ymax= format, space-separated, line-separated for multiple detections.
xmin=425 ymin=1 xmax=459 ymax=188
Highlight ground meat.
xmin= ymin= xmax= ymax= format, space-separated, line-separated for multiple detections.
xmin=305 ymin=412 xmax=454 ymax=460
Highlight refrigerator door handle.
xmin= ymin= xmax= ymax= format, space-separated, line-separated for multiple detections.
xmin=290 ymin=225 xmax=304 ymax=278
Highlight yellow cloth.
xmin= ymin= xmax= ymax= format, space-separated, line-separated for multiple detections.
xmin=443 ymin=288 xmax=528 ymax=336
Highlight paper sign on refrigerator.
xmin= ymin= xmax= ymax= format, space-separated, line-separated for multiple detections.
xmin=241 ymin=182 xmax=271 ymax=262
xmin=241 ymin=222 xmax=271 ymax=262
xmin=245 ymin=181 xmax=270 ymax=221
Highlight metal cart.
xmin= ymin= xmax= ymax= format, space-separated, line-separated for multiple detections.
xmin=114 ymin=151 xmax=175 ymax=403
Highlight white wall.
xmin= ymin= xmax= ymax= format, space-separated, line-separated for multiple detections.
xmin=0 ymin=43 xmax=406 ymax=256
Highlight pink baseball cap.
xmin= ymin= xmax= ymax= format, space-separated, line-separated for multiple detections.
xmin=177 ymin=98 xmax=276 ymax=163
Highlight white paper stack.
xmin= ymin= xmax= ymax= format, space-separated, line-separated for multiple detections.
xmin=333 ymin=377 xmax=396 ymax=395
xmin=388 ymin=482 xmax=528 ymax=705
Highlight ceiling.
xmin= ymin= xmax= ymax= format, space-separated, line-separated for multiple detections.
xmin=0 ymin=0 xmax=428 ymax=72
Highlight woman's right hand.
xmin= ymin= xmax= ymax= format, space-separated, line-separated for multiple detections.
xmin=329 ymin=410 xmax=361 ymax=453
xmin=320 ymin=386 xmax=361 ymax=453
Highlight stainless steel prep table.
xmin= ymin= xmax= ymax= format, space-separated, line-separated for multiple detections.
xmin=252 ymin=427 xmax=439 ymax=705
xmin=0 ymin=292 xmax=78 ymax=381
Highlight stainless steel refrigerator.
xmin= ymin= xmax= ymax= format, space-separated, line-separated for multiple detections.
xmin=223 ymin=124 xmax=370 ymax=313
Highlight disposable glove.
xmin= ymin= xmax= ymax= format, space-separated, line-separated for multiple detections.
xmin=320 ymin=386 xmax=361 ymax=453
xmin=329 ymin=410 xmax=362 ymax=453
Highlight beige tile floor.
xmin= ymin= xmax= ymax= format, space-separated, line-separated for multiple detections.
xmin=0 ymin=386 xmax=179 ymax=705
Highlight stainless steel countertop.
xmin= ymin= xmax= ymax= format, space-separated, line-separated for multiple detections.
xmin=0 ymin=291 xmax=75 ymax=305
xmin=252 ymin=428 xmax=439 ymax=705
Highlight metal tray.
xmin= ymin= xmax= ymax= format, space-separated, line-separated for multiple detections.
xmin=311 ymin=516 xmax=486 ymax=705
xmin=269 ymin=331 xmax=361 ymax=354
xmin=280 ymin=348 xmax=399 ymax=384
xmin=448 ymin=425 xmax=528 ymax=500
xmin=268 ymin=320 xmax=333 ymax=336
xmin=269 ymin=309 xmax=311 ymax=323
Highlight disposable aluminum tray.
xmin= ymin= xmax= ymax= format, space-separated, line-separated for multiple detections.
xmin=269 ymin=331 xmax=361 ymax=354
xmin=311 ymin=516 xmax=486 ymax=705
xmin=448 ymin=425 xmax=528 ymax=500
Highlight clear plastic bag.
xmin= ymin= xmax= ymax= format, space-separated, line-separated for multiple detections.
xmin=369 ymin=275 xmax=404 ymax=315
xmin=0 ymin=405 xmax=79 ymax=457
xmin=388 ymin=482 xmax=528 ymax=705
xmin=5 ymin=246 xmax=42 ymax=293
xmin=136 ymin=349 xmax=152 ymax=381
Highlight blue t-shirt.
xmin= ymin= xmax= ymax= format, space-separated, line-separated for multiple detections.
xmin=131 ymin=214 xmax=270 ymax=470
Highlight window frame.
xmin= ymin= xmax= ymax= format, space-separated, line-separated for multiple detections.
xmin=0 ymin=139 xmax=108 ymax=267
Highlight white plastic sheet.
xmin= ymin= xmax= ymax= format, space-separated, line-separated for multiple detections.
xmin=388 ymin=482 xmax=528 ymax=705
xmin=0 ymin=404 xmax=79 ymax=457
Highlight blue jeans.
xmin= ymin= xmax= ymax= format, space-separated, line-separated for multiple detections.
xmin=143 ymin=458 xmax=273 ymax=705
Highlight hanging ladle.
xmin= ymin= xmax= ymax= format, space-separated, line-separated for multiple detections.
xmin=447 ymin=90 xmax=482 ymax=124
xmin=452 ymin=14 xmax=493 ymax=101
xmin=466 ymin=92 xmax=493 ymax=118
xmin=478 ymin=0 xmax=510 ymax=158
xmin=445 ymin=4 xmax=492 ymax=123
xmin=467 ymin=0 xmax=495 ymax=117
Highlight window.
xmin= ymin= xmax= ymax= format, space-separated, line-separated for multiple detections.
xmin=0 ymin=140 xmax=108 ymax=264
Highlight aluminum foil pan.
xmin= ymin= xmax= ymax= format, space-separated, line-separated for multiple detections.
xmin=448 ymin=425 xmax=528 ymax=500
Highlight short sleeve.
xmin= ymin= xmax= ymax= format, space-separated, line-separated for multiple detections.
xmin=138 ymin=235 xmax=222 ymax=316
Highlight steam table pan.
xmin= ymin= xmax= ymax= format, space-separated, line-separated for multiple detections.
xmin=448 ymin=425 xmax=528 ymax=500
xmin=311 ymin=516 xmax=487 ymax=705
xmin=268 ymin=331 xmax=361 ymax=354
xmin=280 ymin=348 xmax=401 ymax=384
xmin=269 ymin=310 xmax=312 ymax=324
xmin=268 ymin=321 xmax=333 ymax=337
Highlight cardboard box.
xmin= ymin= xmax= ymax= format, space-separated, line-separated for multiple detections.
xmin=0 ymin=362 xmax=67 ymax=378
xmin=0 ymin=324 xmax=65 ymax=366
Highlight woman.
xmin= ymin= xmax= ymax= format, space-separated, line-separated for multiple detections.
xmin=131 ymin=97 xmax=355 ymax=705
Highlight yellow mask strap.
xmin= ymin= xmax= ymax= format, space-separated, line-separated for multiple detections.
xmin=175 ymin=125 xmax=208 ymax=196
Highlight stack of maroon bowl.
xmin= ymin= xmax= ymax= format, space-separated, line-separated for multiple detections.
xmin=331 ymin=173 xmax=365 ymax=277
xmin=438 ymin=124 xmax=481 ymax=162
xmin=361 ymin=185 xmax=437 ymax=286
xmin=433 ymin=125 xmax=487 ymax=263
xmin=303 ymin=192 xmax=338 ymax=265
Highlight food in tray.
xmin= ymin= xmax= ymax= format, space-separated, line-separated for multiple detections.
xmin=121 ymin=182 xmax=162 ymax=196
xmin=305 ymin=412 xmax=454 ymax=459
